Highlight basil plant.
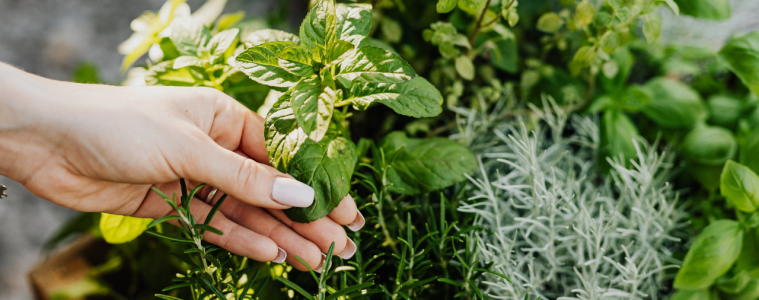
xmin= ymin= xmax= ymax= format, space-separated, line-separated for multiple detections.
xmin=234 ymin=0 xmax=444 ymax=222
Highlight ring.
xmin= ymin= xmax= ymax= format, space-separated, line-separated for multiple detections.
xmin=205 ymin=187 xmax=218 ymax=204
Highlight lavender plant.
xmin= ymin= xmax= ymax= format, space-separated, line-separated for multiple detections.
xmin=453 ymin=97 xmax=688 ymax=299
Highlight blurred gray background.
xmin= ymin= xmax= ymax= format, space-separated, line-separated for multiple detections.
xmin=0 ymin=0 xmax=758 ymax=299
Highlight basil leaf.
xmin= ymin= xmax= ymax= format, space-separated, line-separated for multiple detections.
xmin=734 ymin=228 xmax=759 ymax=277
xmin=670 ymin=289 xmax=713 ymax=300
xmin=235 ymin=41 xmax=302 ymax=88
xmin=380 ymin=131 xmax=477 ymax=195
xmin=707 ymin=95 xmax=743 ymax=128
xmin=100 ymin=213 xmax=152 ymax=244
xmin=205 ymin=28 xmax=239 ymax=57
xmin=299 ymin=0 xmax=338 ymax=52
xmin=336 ymin=47 xmax=415 ymax=84
xmin=278 ymin=45 xmax=315 ymax=77
xmin=719 ymin=32 xmax=759 ymax=97
xmin=642 ymin=77 xmax=706 ymax=129
xmin=265 ymin=91 xmax=308 ymax=173
xmin=284 ymin=135 xmax=357 ymax=223
xmin=335 ymin=3 xmax=372 ymax=46
xmin=348 ymin=76 xmax=443 ymax=118
xmin=241 ymin=29 xmax=300 ymax=46
xmin=292 ymin=77 xmax=336 ymax=142
xmin=146 ymin=60 xmax=200 ymax=86
xmin=600 ymin=110 xmax=639 ymax=167
xmin=682 ymin=125 xmax=736 ymax=166
xmin=674 ymin=0 xmax=730 ymax=20
xmin=717 ymin=271 xmax=754 ymax=295
xmin=674 ymin=220 xmax=743 ymax=289
xmin=741 ymin=130 xmax=759 ymax=175
xmin=327 ymin=40 xmax=356 ymax=65
xmin=720 ymin=160 xmax=759 ymax=213
xmin=437 ymin=0 xmax=458 ymax=13
xmin=170 ymin=18 xmax=212 ymax=56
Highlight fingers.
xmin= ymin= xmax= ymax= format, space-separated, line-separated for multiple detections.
xmin=267 ymin=209 xmax=356 ymax=260
xmin=212 ymin=197 xmax=325 ymax=272
xmin=178 ymin=141 xmax=314 ymax=209
xmin=328 ymin=195 xmax=365 ymax=231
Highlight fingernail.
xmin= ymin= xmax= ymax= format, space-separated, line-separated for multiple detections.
xmin=347 ymin=211 xmax=365 ymax=232
xmin=338 ymin=238 xmax=357 ymax=259
xmin=273 ymin=247 xmax=287 ymax=264
xmin=271 ymin=176 xmax=314 ymax=207
xmin=314 ymin=253 xmax=328 ymax=273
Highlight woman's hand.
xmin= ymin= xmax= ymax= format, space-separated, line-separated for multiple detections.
xmin=0 ymin=63 xmax=364 ymax=271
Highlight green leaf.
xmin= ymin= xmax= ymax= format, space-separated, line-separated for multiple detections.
xmin=455 ymin=56 xmax=475 ymax=80
xmin=600 ymin=110 xmax=639 ymax=166
xmin=326 ymin=40 xmax=356 ymax=65
xmin=348 ymin=76 xmax=443 ymax=118
xmin=299 ymin=0 xmax=338 ymax=52
xmin=170 ymin=18 xmax=211 ymax=56
xmin=292 ymin=77 xmax=336 ymax=142
xmin=241 ymin=29 xmax=300 ymax=46
xmin=145 ymin=60 xmax=199 ymax=86
xmin=380 ymin=131 xmax=478 ymax=195
xmin=674 ymin=0 xmax=730 ymax=20
xmin=458 ymin=0 xmax=487 ymax=15
xmin=641 ymin=77 xmax=706 ymax=129
xmin=674 ymin=220 xmax=744 ymax=289
xmin=537 ymin=12 xmax=564 ymax=33
xmin=235 ymin=41 xmax=303 ymax=88
xmin=707 ymin=95 xmax=743 ymax=128
xmin=682 ymin=125 xmax=736 ymax=166
xmin=741 ymin=130 xmax=759 ymax=175
xmin=265 ymin=92 xmax=308 ymax=173
xmin=173 ymin=56 xmax=207 ymax=69
xmin=720 ymin=160 xmax=759 ymax=213
xmin=381 ymin=17 xmax=403 ymax=44
xmin=336 ymin=47 xmax=415 ymax=84
xmin=437 ymin=0 xmax=458 ymax=13
xmin=99 ymin=213 xmax=152 ymax=244
xmin=600 ymin=32 xmax=619 ymax=54
xmin=481 ymin=25 xmax=518 ymax=73
xmin=575 ymin=1 xmax=595 ymax=27
xmin=670 ymin=289 xmax=713 ymax=300
xmin=600 ymin=47 xmax=633 ymax=92
xmin=205 ymin=28 xmax=239 ymax=57
xmin=284 ymin=135 xmax=357 ymax=223
xmin=734 ymin=228 xmax=759 ymax=277
xmin=717 ymin=271 xmax=754 ymax=295
xmin=335 ymin=3 xmax=373 ymax=46
xmin=719 ymin=32 xmax=759 ymax=97
xmin=659 ymin=0 xmax=680 ymax=15
xmin=278 ymin=45 xmax=315 ymax=77
xmin=642 ymin=14 xmax=662 ymax=43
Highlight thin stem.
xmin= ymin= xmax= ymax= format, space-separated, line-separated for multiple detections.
xmin=468 ymin=0 xmax=493 ymax=50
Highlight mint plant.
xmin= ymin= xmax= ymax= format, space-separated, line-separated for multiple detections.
xmin=233 ymin=0 xmax=445 ymax=222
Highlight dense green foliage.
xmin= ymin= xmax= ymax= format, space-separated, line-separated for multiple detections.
xmin=44 ymin=0 xmax=759 ymax=299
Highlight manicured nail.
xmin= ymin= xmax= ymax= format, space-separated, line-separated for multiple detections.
xmin=273 ymin=247 xmax=287 ymax=264
xmin=338 ymin=238 xmax=357 ymax=260
xmin=271 ymin=176 xmax=314 ymax=207
xmin=347 ymin=211 xmax=365 ymax=232
xmin=314 ymin=253 xmax=328 ymax=273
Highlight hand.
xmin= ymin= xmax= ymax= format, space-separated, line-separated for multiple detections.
xmin=0 ymin=63 xmax=364 ymax=271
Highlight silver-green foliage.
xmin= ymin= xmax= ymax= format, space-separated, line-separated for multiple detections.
xmin=453 ymin=97 xmax=687 ymax=299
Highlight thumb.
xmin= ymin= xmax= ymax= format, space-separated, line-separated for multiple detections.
xmin=180 ymin=140 xmax=315 ymax=209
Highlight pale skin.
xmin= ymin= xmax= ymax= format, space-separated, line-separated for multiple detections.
xmin=0 ymin=62 xmax=361 ymax=271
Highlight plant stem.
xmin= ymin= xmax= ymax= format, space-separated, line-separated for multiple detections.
xmin=468 ymin=0 xmax=493 ymax=51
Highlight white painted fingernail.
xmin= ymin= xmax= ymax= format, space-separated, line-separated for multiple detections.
xmin=347 ymin=211 xmax=365 ymax=232
xmin=314 ymin=253 xmax=328 ymax=273
xmin=271 ymin=177 xmax=314 ymax=207
xmin=273 ymin=247 xmax=287 ymax=264
xmin=338 ymin=238 xmax=357 ymax=259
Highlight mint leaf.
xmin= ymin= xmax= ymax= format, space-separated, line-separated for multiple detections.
xmin=284 ymin=134 xmax=357 ymax=223
xmin=380 ymin=131 xmax=477 ymax=195
xmin=265 ymin=92 xmax=308 ymax=172
xmin=205 ymin=28 xmax=239 ymax=57
xmin=146 ymin=60 xmax=200 ymax=86
xmin=292 ymin=77 xmax=336 ymax=142
xmin=299 ymin=0 xmax=338 ymax=52
xmin=242 ymin=29 xmax=300 ymax=46
xmin=278 ymin=45 xmax=315 ymax=77
xmin=335 ymin=3 xmax=373 ymax=46
xmin=235 ymin=41 xmax=303 ymax=88
xmin=336 ymin=47 xmax=415 ymax=84
xmin=170 ymin=18 xmax=211 ymax=56
xmin=348 ymin=76 xmax=443 ymax=118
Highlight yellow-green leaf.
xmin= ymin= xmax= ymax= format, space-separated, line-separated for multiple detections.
xmin=99 ymin=213 xmax=152 ymax=244
xmin=537 ymin=12 xmax=564 ymax=33
xmin=575 ymin=1 xmax=595 ymax=27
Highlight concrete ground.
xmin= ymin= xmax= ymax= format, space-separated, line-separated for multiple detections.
xmin=0 ymin=0 xmax=757 ymax=299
